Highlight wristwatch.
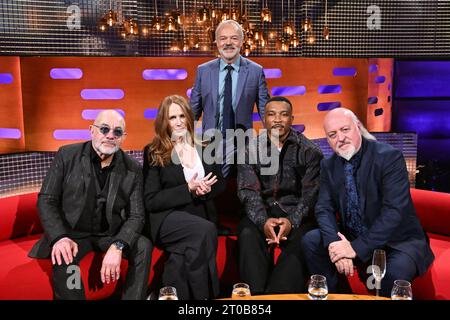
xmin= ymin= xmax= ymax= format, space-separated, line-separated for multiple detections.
xmin=113 ymin=241 xmax=126 ymax=251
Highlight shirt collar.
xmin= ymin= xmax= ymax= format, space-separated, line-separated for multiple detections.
xmin=220 ymin=56 xmax=241 ymax=72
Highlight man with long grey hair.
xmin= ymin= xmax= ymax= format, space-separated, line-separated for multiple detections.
xmin=301 ymin=107 xmax=434 ymax=297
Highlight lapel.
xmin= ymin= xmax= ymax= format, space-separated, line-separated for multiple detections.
xmin=356 ymin=139 xmax=374 ymax=220
xmin=330 ymin=155 xmax=346 ymax=223
xmin=105 ymin=151 xmax=127 ymax=224
xmin=210 ymin=59 xmax=220 ymax=126
xmin=81 ymin=143 xmax=92 ymax=196
xmin=169 ymin=150 xmax=188 ymax=185
xmin=235 ymin=57 xmax=249 ymax=111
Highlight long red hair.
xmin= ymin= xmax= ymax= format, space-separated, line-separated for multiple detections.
xmin=147 ymin=95 xmax=196 ymax=167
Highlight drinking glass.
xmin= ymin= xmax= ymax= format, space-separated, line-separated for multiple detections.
xmin=391 ymin=280 xmax=413 ymax=300
xmin=307 ymin=274 xmax=328 ymax=300
xmin=372 ymin=249 xmax=387 ymax=296
xmin=158 ymin=286 xmax=179 ymax=300
xmin=231 ymin=283 xmax=251 ymax=300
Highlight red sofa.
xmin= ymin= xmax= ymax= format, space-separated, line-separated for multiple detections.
xmin=0 ymin=192 xmax=239 ymax=299
xmin=0 ymin=188 xmax=449 ymax=299
xmin=346 ymin=188 xmax=450 ymax=299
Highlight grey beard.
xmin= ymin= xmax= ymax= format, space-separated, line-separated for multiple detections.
xmin=337 ymin=144 xmax=356 ymax=161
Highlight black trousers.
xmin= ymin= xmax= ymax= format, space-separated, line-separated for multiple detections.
xmin=237 ymin=216 xmax=316 ymax=295
xmin=158 ymin=211 xmax=220 ymax=300
xmin=52 ymin=235 xmax=152 ymax=300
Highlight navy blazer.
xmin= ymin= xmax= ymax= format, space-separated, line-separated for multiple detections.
xmin=316 ymin=139 xmax=434 ymax=275
xmin=190 ymin=56 xmax=269 ymax=135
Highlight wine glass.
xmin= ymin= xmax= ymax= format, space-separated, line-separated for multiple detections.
xmin=158 ymin=286 xmax=179 ymax=300
xmin=391 ymin=280 xmax=413 ymax=300
xmin=372 ymin=249 xmax=386 ymax=296
xmin=307 ymin=274 xmax=328 ymax=300
xmin=231 ymin=283 xmax=251 ymax=300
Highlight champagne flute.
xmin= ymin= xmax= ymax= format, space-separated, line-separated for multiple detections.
xmin=307 ymin=274 xmax=328 ymax=300
xmin=158 ymin=286 xmax=178 ymax=300
xmin=372 ymin=249 xmax=386 ymax=296
xmin=391 ymin=280 xmax=413 ymax=300
xmin=231 ymin=283 xmax=251 ymax=300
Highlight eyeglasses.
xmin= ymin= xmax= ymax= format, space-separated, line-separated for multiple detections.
xmin=93 ymin=124 xmax=124 ymax=138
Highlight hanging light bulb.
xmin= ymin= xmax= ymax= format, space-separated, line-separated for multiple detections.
xmin=141 ymin=26 xmax=149 ymax=36
xmin=188 ymin=34 xmax=200 ymax=49
xmin=106 ymin=10 xmax=118 ymax=27
xmin=99 ymin=17 xmax=108 ymax=31
xmin=243 ymin=43 xmax=251 ymax=56
xmin=123 ymin=17 xmax=139 ymax=36
xmin=164 ymin=14 xmax=178 ymax=32
xmin=253 ymin=28 xmax=261 ymax=41
xmin=303 ymin=18 xmax=311 ymax=32
xmin=150 ymin=0 xmax=162 ymax=31
xmin=261 ymin=8 xmax=272 ymax=22
xmin=259 ymin=36 xmax=266 ymax=48
xmin=281 ymin=38 xmax=289 ymax=52
xmin=307 ymin=30 xmax=315 ymax=44
xmin=283 ymin=22 xmax=294 ymax=35
xmin=197 ymin=5 xmax=210 ymax=23
xmin=230 ymin=7 xmax=240 ymax=21
xmin=323 ymin=26 xmax=329 ymax=40
xmin=323 ymin=0 xmax=330 ymax=40
xmin=291 ymin=33 xmax=299 ymax=48
xmin=211 ymin=7 xmax=221 ymax=20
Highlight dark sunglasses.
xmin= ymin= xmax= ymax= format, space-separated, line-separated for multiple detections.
xmin=93 ymin=124 xmax=124 ymax=138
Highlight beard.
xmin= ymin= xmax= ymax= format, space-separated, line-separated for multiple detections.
xmin=337 ymin=144 xmax=356 ymax=161
xmin=94 ymin=141 xmax=119 ymax=156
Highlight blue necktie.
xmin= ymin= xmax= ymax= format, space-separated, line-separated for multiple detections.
xmin=221 ymin=65 xmax=235 ymax=178
xmin=222 ymin=65 xmax=235 ymax=134
xmin=344 ymin=160 xmax=364 ymax=237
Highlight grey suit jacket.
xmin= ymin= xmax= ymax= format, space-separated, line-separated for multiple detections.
xmin=29 ymin=141 xmax=145 ymax=259
xmin=190 ymin=56 xmax=269 ymax=135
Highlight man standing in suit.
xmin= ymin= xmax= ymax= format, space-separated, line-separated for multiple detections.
xmin=302 ymin=108 xmax=434 ymax=297
xmin=237 ymin=97 xmax=323 ymax=294
xmin=29 ymin=110 xmax=152 ymax=300
xmin=190 ymin=19 xmax=269 ymax=178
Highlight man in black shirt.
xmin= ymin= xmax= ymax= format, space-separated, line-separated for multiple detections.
xmin=237 ymin=96 xmax=323 ymax=294
xmin=29 ymin=110 xmax=152 ymax=300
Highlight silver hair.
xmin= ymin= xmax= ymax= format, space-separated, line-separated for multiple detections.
xmin=343 ymin=109 xmax=377 ymax=141
xmin=215 ymin=20 xmax=244 ymax=42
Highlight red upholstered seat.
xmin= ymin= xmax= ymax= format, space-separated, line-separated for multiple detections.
xmin=0 ymin=188 xmax=449 ymax=299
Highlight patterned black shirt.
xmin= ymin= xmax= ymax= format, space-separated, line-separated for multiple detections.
xmin=237 ymin=129 xmax=323 ymax=229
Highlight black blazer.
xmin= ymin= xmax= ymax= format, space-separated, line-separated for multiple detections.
xmin=316 ymin=138 xmax=434 ymax=275
xmin=143 ymin=144 xmax=225 ymax=243
xmin=29 ymin=141 xmax=145 ymax=259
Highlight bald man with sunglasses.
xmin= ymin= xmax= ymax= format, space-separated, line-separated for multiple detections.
xmin=29 ymin=110 xmax=153 ymax=300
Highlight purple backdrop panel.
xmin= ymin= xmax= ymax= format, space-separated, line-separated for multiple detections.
xmin=375 ymin=76 xmax=386 ymax=84
xmin=53 ymin=129 xmax=91 ymax=140
xmin=0 ymin=128 xmax=21 ymax=139
xmin=0 ymin=73 xmax=13 ymax=84
xmin=374 ymin=108 xmax=384 ymax=116
xmin=292 ymin=124 xmax=305 ymax=133
xmin=81 ymin=89 xmax=124 ymax=100
xmin=82 ymin=109 xmax=125 ymax=120
xmin=186 ymin=88 xmax=192 ymax=98
xmin=271 ymin=86 xmax=306 ymax=96
xmin=144 ymin=108 xmax=158 ymax=119
xmin=263 ymin=68 xmax=282 ymax=79
xmin=318 ymin=85 xmax=341 ymax=94
xmin=333 ymin=67 xmax=356 ymax=76
xmin=142 ymin=69 xmax=188 ymax=80
xmin=317 ymin=101 xmax=341 ymax=111
xmin=368 ymin=97 xmax=378 ymax=104
xmin=369 ymin=64 xmax=378 ymax=73
xmin=50 ymin=68 xmax=83 ymax=79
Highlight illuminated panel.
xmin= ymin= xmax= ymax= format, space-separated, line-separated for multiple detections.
xmin=0 ymin=128 xmax=21 ymax=139
xmin=53 ymin=129 xmax=90 ymax=140
xmin=333 ymin=67 xmax=356 ymax=76
xmin=318 ymin=85 xmax=341 ymax=94
xmin=144 ymin=108 xmax=158 ymax=119
xmin=374 ymin=108 xmax=384 ymax=116
xmin=375 ymin=76 xmax=386 ymax=84
xmin=81 ymin=109 xmax=125 ymax=120
xmin=368 ymin=97 xmax=378 ymax=104
xmin=142 ymin=69 xmax=188 ymax=80
xmin=263 ymin=68 xmax=282 ymax=79
xmin=80 ymin=89 xmax=124 ymax=100
xmin=271 ymin=86 xmax=306 ymax=96
xmin=50 ymin=68 xmax=83 ymax=79
xmin=369 ymin=64 xmax=378 ymax=73
xmin=292 ymin=124 xmax=305 ymax=133
xmin=0 ymin=73 xmax=13 ymax=84
xmin=186 ymin=88 xmax=192 ymax=98
xmin=317 ymin=102 xmax=341 ymax=111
